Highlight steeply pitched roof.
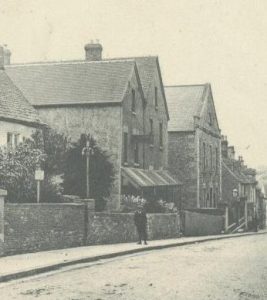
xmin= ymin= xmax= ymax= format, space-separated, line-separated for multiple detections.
xmin=223 ymin=160 xmax=257 ymax=185
xmin=165 ymin=84 xmax=207 ymax=131
xmin=101 ymin=56 xmax=169 ymax=119
xmin=0 ymin=70 xmax=41 ymax=125
xmin=5 ymin=60 xmax=137 ymax=106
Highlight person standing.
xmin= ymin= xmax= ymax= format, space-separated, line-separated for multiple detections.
xmin=134 ymin=205 xmax=148 ymax=245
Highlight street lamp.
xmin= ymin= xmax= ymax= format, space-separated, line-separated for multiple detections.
xmin=82 ymin=136 xmax=95 ymax=199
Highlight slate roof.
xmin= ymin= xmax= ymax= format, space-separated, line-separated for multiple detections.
xmin=109 ymin=56 xmax=169 ymax=120
xmin=5 ymin=60 xmax=137 ymax=106
xmin=165 ymin=84 xmax=207 ymax=132
xmin=0 ymin=70 xmax=41 ymax=125
xmin=222 ymin=160 xmax=257 ymax=185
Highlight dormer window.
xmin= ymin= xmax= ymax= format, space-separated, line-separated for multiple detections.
xmin=131 ymin=89 xmax=136 ymax=113
xmin=155 ymin=87 xmax=158 ymax=109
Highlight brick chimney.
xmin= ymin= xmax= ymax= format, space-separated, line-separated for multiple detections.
xmin=221 ymin=135 xmax=228 ymax=159
xmin=84 ymin=40 xmax=102 ymax=61
xmin=0 ymin=45 xmax=11 ymax=69
xmin=228 ymin=146 xmax=235 ymax=160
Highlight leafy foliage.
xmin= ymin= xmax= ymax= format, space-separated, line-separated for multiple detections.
xmin=0 ymin=142 xmax=45 ymax=202
xmin=63 ymin=134 xmax=115 ymax=211
xmin=0 ymin=129 xmax=115 ymax=207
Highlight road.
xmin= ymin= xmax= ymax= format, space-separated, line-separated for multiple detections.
xmin=0 ymin=234 xmax=266 ymax=300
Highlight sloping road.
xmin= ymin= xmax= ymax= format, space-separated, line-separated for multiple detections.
xmin=0 ymin=234 xmax=266 ymax=299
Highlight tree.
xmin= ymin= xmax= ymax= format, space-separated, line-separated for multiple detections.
xmin=63 ymin=134 xmax=115 ymax=211
xmin=0 ymin=142 xmax=45 ymax=202
xmin=0 ymin=129 xmax=65 ymax=203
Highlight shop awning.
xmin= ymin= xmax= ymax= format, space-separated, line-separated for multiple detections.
xmin=121 ymin=167 xmax=182 ymax=188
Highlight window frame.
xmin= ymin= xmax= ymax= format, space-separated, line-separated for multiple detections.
xmin=131 ymin=89 xmax=136 ymax=113
xmin=155 ymin=86 xmax=158 ymax=109
xmin=123 ymin=132 xmax=128 ymax=163
xmin=159 ymin=122 xmax=163 ymax=148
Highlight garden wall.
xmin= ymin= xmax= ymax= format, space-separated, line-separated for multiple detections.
xmin=3 ymin=204 xmax=180 ymax=255
xmin=184 ymin=210 xmax=224 ymax=236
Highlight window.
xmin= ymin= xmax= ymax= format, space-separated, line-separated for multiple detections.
xmin=203 ymin=188 xmax=206 ymax=207
xmin=155 ymin=87 xmax=158 ymax=108
xmin=7 ymin=132 xmax=20 ymax=148
xmin=209 ymin=112 xmax=212 ymax=126
xmin=210 ymin=187 xmax=213 ymax=207
xmin=203 ymin=142 xmax=206 ymax=170
xmin=7 ymin=133 xmax=12 ymax=146
xmin=134 ymin=142 xmax=139 ymax=164
xmin=159 ymin=122 xmax=163 ymax=147
xmin=123 ymin=133 xmax=128 ymax=163
xmin=210 ymin=145 xmax=212 ymax=170
xmin=149 ymin=118 xmax=153 ymax=135
xmin=131 ymin=89 xmax=136 ymax=112
xmin=14 ymin=134 xmax=20 ymax=147
xmin=215 ymin=147 xmax=218 ymax=173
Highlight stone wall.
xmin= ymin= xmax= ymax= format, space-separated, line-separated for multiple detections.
xmin=196 ymin=128 xmax=221 ymax=208
xmin=3 ymin=204 xmax=180 ymax=255
xmin=168 ymin=132 xmax=197 ymax=208
xmin=184 ymin=210 xmax=224 ymax=236
xmin=37 ymin=105 xmax=122 ymax=211
xmin=4 ymin=204 xmax=86 ymax=255
xmin=0 ymin=197 xmax=4 ymax=256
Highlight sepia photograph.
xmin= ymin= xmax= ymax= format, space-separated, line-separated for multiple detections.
xmin=0 ymin=0 xmax=266 ymax=299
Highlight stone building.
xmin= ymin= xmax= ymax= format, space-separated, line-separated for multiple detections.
xmin=0 ymin=45 xmax=42 ymax=148
xmin=165 ymin=84 xmax=221 ymax=209
xmin=221 ymin=136 xmax=258 ymax=229
xmin=5 ymin=42 xmax=179 ymax=210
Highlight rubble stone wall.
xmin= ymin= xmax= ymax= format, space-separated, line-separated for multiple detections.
xmin=184 ymin=210 xmax=224 ymax=236
xmin=3 ymin=204 xmax=180 ymax=255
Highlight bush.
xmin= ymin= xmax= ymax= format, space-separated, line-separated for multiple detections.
xmin=0 ymin=142 xmax=44 ymax=202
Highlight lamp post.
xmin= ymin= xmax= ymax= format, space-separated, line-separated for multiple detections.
xmin=82 ymin=136 xmax=95 ymax=199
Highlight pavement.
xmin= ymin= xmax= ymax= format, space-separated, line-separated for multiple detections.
xmin=0 ymin=230 xmax=266 ymax=283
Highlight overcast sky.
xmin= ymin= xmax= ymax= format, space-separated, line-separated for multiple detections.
xmin=0 ymin=0 xmax=266 ymax=168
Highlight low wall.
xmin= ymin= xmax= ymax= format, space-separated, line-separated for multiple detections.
xmin=0 ymin=198 xmax=4 ymax=256
xmin=86 ymin=213 xmax=180 ymax=245
xmin=3 ymin=204 xmax=180 ymax=255
xmin=184 ymin=210 xmax=224 ymax=236
xmin=4 ymin=204 xmax=86 ymax=255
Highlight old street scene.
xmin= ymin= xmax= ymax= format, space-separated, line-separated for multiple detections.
xmin=0 ymin=1 xmax=267 ymax=299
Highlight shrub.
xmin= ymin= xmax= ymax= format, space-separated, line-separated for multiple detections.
xmin=63 ymin=134 xmax=115 ymax=211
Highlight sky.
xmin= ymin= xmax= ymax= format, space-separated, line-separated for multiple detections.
xmin=0 ymin=0 xmax=267 ymax=168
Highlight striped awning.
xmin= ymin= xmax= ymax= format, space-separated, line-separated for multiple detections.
xmin=121 ymin=167 xmax=181 ymax=188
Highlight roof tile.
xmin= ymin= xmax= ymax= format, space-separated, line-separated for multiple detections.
xmin=0 ymin=70 xmax=41 ymax=125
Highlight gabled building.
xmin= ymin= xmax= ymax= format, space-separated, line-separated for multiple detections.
xmin=5 ymin=42 xmax=179 ymax=210
xmin=165 ymin=84 xmax=221 ymax=209
xmin=221 ymin=136 xmax=258 ymax=229
xmin=0 ymin=45 xmax=42 ymax=148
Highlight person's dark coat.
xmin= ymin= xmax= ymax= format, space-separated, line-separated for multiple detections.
xmin=134 ymin=210 xmax=147 ymax=229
